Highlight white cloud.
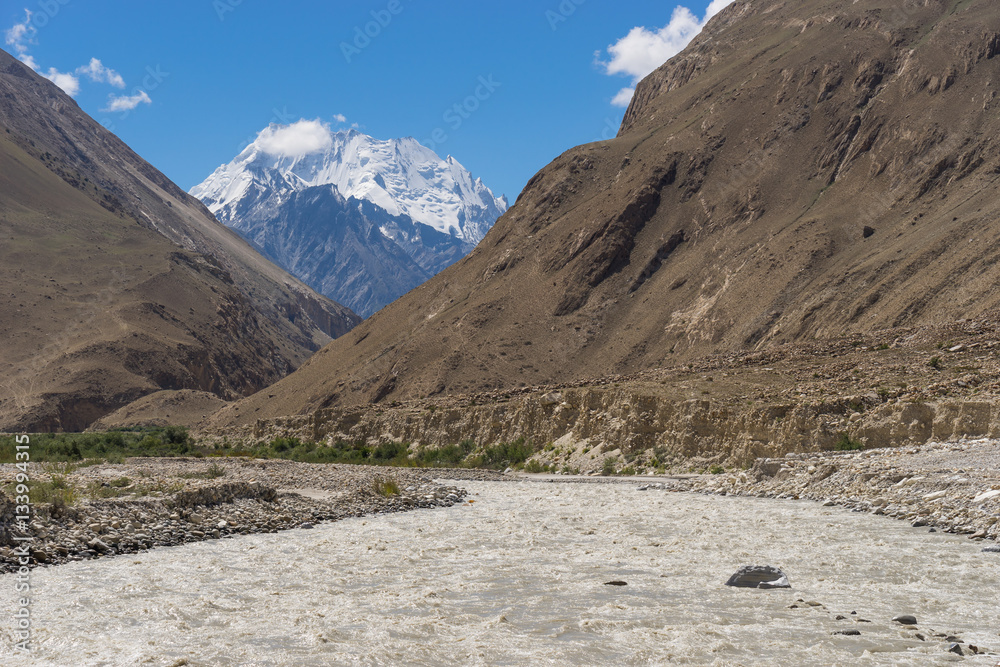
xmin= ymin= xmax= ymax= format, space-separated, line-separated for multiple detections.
xmin=102 ymin=90 xmax=151 ymax=112
xmin=77 ymin=58 xmax=125 ymax=88
xmin=255 ymin=119 xmax=334 ymax=158
xmin=332 ymin=113 xmax=347 ymax=124
xmin=611 ymin=87 xmax=636 ymax=107
xmin=43 ymin=68 xmax=80 ymax=97
xmin=7 ymin=11 xmax=134 ymax=104
xmin=4 ymin=10 xmax=35 ymax=56
xmin=600 ymin=1 xmax=735 ymax=107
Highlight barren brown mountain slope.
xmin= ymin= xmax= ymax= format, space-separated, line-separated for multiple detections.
xmin=211 ymin=0 xmax=1000 ymax=429
xmin=0 ymin=50 xmax=359 ymax=431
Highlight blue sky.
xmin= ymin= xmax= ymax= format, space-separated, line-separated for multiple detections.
xmin=5 ymin=0 xmax=727 ymax=202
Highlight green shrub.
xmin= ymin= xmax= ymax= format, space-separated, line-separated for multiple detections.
xmin=482 ymin=438 xmax=532 ymax=468
xmin=524 ymin=459 xmax=548 ymax=473
xmin=835 ymin=433 xmax=865 ymax=451
xmin=372 ymin=476 xmax=400 ymax=497
xmin=709 ymin=464 xmax=725 ymax=475
xmin=602 ymin=457 xmax=618 ymax=476
xmin=372 ymin=441 xmax=408 ymax=462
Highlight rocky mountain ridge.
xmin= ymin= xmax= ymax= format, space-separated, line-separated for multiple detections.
xmin=0 ymin=48 xmax=359 ymax=431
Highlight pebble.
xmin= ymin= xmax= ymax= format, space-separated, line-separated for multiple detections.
xmin=892 ymin=614 xmax=918 ymax=625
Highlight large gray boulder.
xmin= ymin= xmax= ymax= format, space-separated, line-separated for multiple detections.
xmin=725 ymin=565 xmax=791 ymax=589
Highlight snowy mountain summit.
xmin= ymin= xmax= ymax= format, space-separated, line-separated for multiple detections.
xmin=190 ymin=120 xmax=509 ymax=317
xmin=191 ymin=120 xmax=508 ymax=245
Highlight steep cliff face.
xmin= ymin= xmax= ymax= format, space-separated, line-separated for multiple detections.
xmin=0 ymin=49 xmax=360 ymax=431
xmin=209 ymin=325 xmax=1000 ymax=470
xmin=215 ymin=181 xmax=471 ymax=317
xmin=212 ymin=0 xmax=1000 ymax=427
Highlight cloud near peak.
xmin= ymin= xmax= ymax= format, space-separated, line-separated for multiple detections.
xmin=254 ymin=119 xmax=335 ymax=158
xmin=599 ymin=0 xmax=734 ymax=107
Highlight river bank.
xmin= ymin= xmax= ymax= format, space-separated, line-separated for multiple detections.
xmin=0 ymin=458 xmax=504 ymax=571
xmin=684 ymin=438 xmax=1000 ymax=545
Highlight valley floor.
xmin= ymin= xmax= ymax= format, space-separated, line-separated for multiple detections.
xmin=2 ymin=436 xmax=997 ymax=575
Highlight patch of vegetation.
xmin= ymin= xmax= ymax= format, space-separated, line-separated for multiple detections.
xmin=371 ymin=476 xmax=400 ymax=497
xmin=5 ymin=476 xmax=79 ymax=507
xmin=929 ymin=356 xmax=942 ymax=369
xmin=709 ymin=464 xmax=725 ymax=475
xmin=602 ymin=457 xmax=618 ymax=476
xmin=481 ymin=438 xmax=533 ymax=469
xmin=524 ymin=459 xmax=555 ymax=473
xmin=0 ymin=429 xmax=538 ymax=473
xmin=876 ymin=343 xmax=890 ymax=350
xmin=179 ymin=463 xmax=226 ymax=480
xmin=0 ymin=427 xmax=194 ymax=464
xmin=834 ymin=433 xmax=865 ymax=451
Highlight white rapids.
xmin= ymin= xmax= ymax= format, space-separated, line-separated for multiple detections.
xmin=2 ymin=480 xmax=998 ymax=665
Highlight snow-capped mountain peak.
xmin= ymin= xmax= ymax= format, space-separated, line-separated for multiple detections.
xmin=191 ymin=122 xmax=507 ymax=244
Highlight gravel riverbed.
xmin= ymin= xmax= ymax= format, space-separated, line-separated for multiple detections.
xmin=684 ymin=438 xmax=1000 ymax=545
xmin=0 ymin=458 xmax=505 ymax=571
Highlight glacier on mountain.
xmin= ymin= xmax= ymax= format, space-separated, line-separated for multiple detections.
xmin=190 ymin=122 xmax=509 ymax=317
xmin=191 ymin=126 xmax=507 ymax=244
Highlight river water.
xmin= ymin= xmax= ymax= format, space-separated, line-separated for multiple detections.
xmin=2 ymin=481 xmax=998 ymax=666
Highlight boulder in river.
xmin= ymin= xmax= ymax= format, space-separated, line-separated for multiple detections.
xmin=725 ymin=565 xmax=790 ymax=589
xmin=892 ymin=614 xmax=918 ymax=625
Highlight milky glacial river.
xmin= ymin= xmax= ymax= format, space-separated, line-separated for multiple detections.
xmin=3 ymin=481 xmax=998 ymax=666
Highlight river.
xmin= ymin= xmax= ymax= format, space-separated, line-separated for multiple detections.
xmin=3 ymin=480 xmax=997 ymax=665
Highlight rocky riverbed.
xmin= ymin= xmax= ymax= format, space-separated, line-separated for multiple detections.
xmin=0 ymin=458 xmax=505 ymax=571
xmin=684 ymin=438 xmax=1000 ymax=545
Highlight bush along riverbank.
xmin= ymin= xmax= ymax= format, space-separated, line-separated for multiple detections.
xmin=0 ymin=430 xmax=536 ymax=471
xmin=0 ymin=457 xmax=505 ymax=571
